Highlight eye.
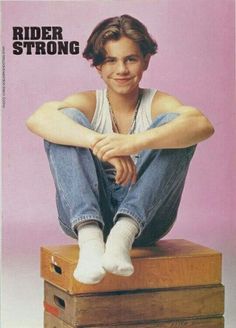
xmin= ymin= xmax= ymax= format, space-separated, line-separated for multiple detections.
xmin=104 ymin=58 xmax=116 ymax=64
xmin=126 ymin=57 xmax=138 ymax=62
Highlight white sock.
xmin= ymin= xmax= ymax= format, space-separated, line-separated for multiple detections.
xmin=102 ymin=217 xmax=139 ymax=276
xmin=73 ymin=222 xmax=106 ymax=284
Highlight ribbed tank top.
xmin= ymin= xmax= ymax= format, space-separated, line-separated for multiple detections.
xmin=91 ymin=88 xmax=157 ymax=134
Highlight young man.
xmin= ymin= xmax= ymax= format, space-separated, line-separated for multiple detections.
xmin=26 ymin=15 xmax=214 ymax=284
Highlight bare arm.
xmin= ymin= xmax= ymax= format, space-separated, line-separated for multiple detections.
xmin=26 ymin=92 xmax=101 ymax=148
xmin=142 ymin=91 xmax=215 ymax=148
xmin=26 ymin=92 xmax=137 ymax=185
xmin=92 ymin=93 xmax=214 ymax=160
xmin=136 ymin=106 xmax=214 ymax=150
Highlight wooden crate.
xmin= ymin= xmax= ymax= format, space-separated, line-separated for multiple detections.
xmin=44 ymin=281 xmax=224 ymax=327
xmin=44 ymin=311 xmax=224 ymax=328
xmin=41 ymin=239 xmax=222 ymax=294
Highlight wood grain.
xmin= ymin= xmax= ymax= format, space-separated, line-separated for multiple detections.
xmin=44 ymin=311 xmax=224 ymax=328
xmin=41 ymin=239 xmax=222 ymax=294
xmin=44 ymin=281 xmax=224 ymax=327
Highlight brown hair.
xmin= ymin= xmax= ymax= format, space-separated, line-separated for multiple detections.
xmin=83 ymin=14 xmax=158 ymax=66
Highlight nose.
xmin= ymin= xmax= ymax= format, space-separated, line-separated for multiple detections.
xmin=116 ymin=60 xmax=129 ymax=75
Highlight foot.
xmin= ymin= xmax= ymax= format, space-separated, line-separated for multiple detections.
xmin=102 ymin=217 xmax=139 ymax=276
xmin=73 ymin=223 xmax=106 ymax=284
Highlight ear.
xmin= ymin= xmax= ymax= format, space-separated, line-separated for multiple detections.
xmin=95 ymin=65 xmax=102 ymax=75
xmin=143 ymin=54 xmax=151 ymax=70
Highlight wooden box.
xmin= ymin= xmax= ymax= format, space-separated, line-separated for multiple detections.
xmin=41 ymin=239 xmax=222 ymax=294
xmin=44 ymin=311 xmax=224 ymax=328
xmin=44 ymin=281 xmax=224 ymax=327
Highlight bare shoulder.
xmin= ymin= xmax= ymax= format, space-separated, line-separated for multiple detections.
xmin=151 ymin=90 xmax=206 ymax=121
xmin=151 ymin=90 xmax=183 ymax=118
xmin=63 ymin=90 xmax=96 ymax=121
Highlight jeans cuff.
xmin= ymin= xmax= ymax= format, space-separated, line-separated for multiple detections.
xmin=113 ymin=209 xmax=145 ymax=238
xmin=58 ymin=218 xmax=78 ymax=239
xmin=71 ymin=216 xmax=104 ymax=235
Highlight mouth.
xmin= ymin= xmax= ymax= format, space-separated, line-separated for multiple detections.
xmin=113 ymin=78 xmax=133 ymax=85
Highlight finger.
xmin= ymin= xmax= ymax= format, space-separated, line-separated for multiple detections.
xmin=102 ymin=148 xmax=119 ymax=161
xmin=119 ymin=158 xmax=136 ymax=186
xmin=93 ymin=147 xmax=105 ymax=161
xmin=91 ymin=134 xmax=107 ymax=149
xmin=131 ymin=169 xmax=137 ymax=184
xmin=124 ymin=158 xmax=137 ymax=185
xmin=114 ymin=157 xmax=135 ymax=185
xmin=116 ymin=160 xmax=126 ymax=184
xmin=118 ymin=160 xmax=130 ymax=185
xmin=94 ymin=145 xmax=112 ymax=161
xmin=126 ymin=159 xmax=137 ymax=185
xmin=129 ymin=160 xmax=137 ymax=184
xmin=119 ymin=158 xmax=131 ymax=186
xmin=92 ymin=137 xmax=110 ymax=155
xmin=103 ymin=144 xmax=130 ymax=160
xmin=92 ymin=143 xmax=103 ymax=157
xmin=114 ymin=160 xmax=124 ymax=184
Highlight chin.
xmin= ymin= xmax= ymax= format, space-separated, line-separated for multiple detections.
xmin=110 ymin=84 xmax=139 ymax=95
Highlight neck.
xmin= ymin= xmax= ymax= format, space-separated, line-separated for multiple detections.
xmin=107 ymin=88 xmax=141 ymax=114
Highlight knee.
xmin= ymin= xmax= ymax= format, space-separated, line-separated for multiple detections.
xmin=185 ymin=144 xmax=197 ymax=159
xmin=43 ymin=108 xmax=92 ymax=153
xmin=61 ymin=108 xmax=91 ymax=128
xmin=149 ymin=113 xmax=197 ymax=157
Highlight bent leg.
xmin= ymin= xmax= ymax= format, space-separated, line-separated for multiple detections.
xmin=114 ymin=113 xmax=196 ymax=246
xmin=133 ymin=163 xmax=189 ymax=247
xmin=44 ymin=108 xmax=112 ymax=283
xmin=44 ymin=108 xmax=113 ymax=237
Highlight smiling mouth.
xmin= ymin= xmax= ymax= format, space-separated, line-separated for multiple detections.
xmin=114 ymin=78 xmax=132 ymax=83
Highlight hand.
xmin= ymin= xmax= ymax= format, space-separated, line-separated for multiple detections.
xmin=92 ymin=133 xmax=141 ymax=161
xmin=88 ymin=132 xmax=105 ymax=149
xmin=107 ymin=156 xmax=137 ymax=186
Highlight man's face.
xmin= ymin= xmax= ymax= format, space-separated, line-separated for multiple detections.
xmin=96 ymin=36 xmax=150 ymax=95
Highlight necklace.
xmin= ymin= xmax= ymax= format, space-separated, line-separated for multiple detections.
xmin=107 ymin=89 xmax=142 ymax=134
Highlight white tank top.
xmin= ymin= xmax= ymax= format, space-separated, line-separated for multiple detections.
xmin=91 ymin=88 xmax=157 ymax=134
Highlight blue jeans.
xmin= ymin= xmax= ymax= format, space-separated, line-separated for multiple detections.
xmin=44 ymin=108 xmax=196 ymax=246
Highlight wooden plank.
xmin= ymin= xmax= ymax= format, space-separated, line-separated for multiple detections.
xmin=44 ymin=281 xmax=224 ymax=327
xmin=45 ymin=311 xmax=71 ymax=327
xmin=40 ymin=239 xmax=222 ymax=294
xmin=44 ymin=312 xmax=224 ymax=328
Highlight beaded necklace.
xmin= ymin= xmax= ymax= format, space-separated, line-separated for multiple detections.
xmin=107 ymin=89 xmax=143 ymax=134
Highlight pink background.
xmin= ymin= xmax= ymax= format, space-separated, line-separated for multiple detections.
xmin=2 ymin=0 xmax=235 ymax=327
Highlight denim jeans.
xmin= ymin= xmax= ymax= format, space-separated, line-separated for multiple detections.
xmin=44 ymin=108 xmax=196 ymax=246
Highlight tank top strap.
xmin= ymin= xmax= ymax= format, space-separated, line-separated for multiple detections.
xmin=91 ymin=89 xmax=113 ymax=133
xmin=134 ymin=88 xmax=157 ymax=133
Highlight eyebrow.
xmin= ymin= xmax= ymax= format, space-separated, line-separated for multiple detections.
xmin=105 ymin=54 xmax=141 ymax=59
